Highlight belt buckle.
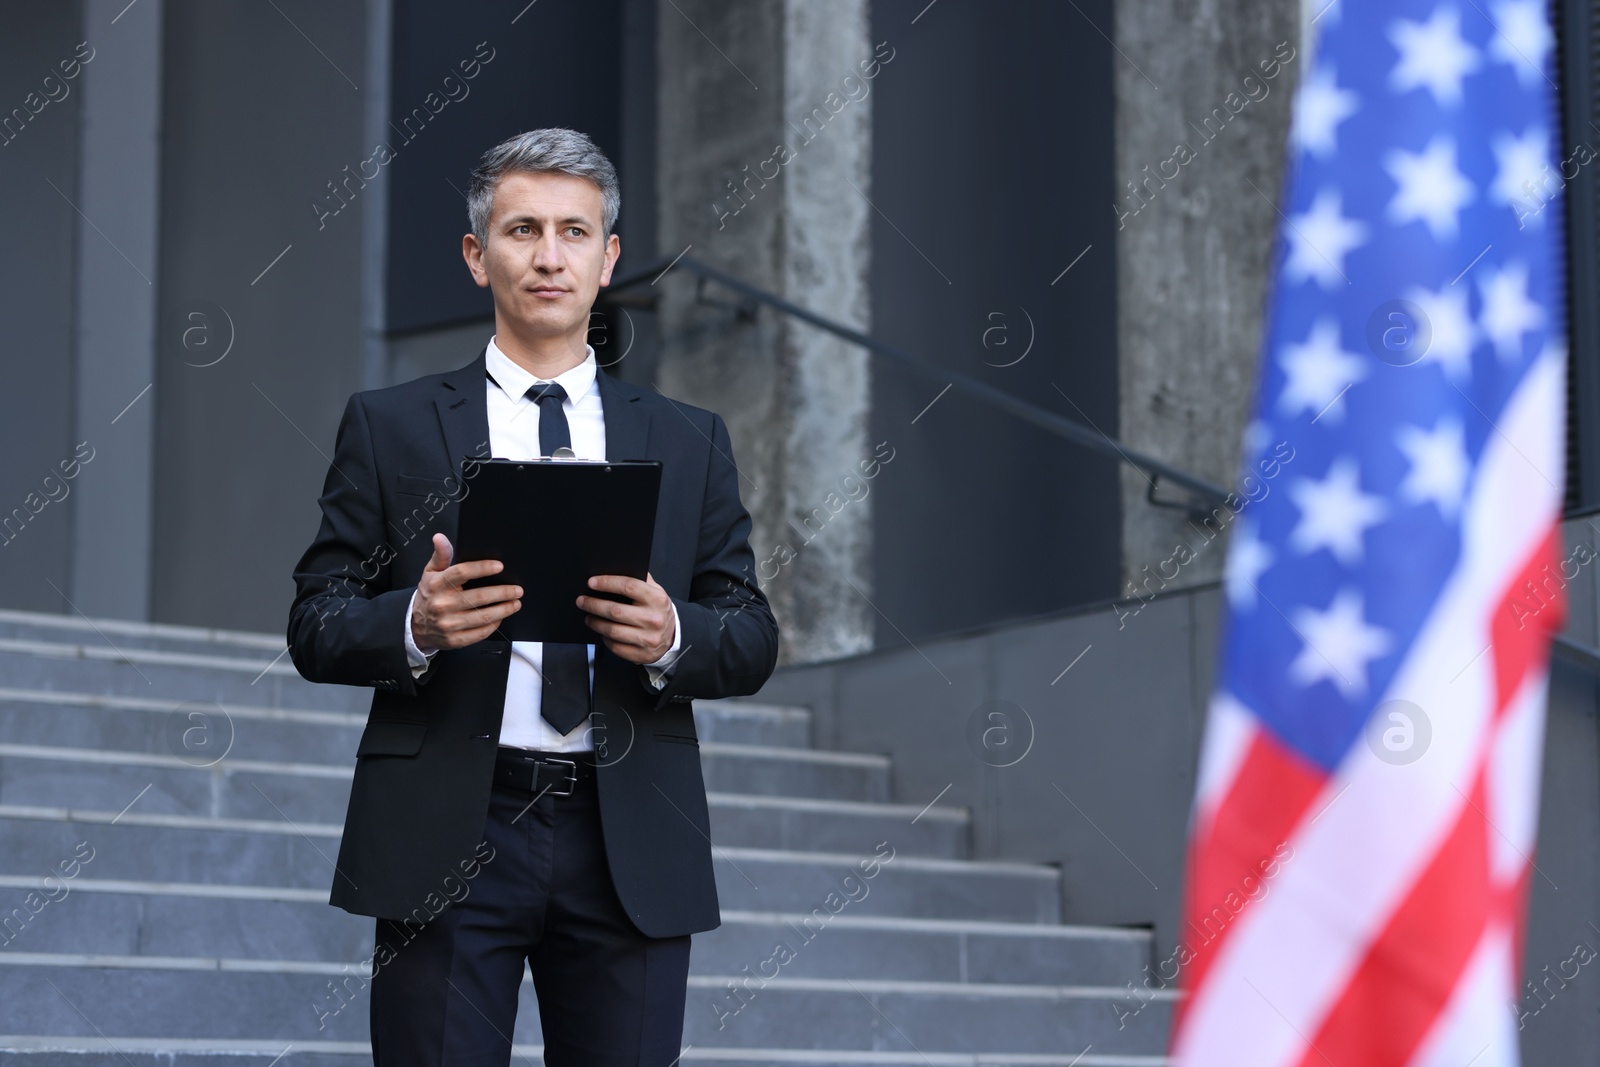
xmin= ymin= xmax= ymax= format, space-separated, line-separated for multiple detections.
xmin=540 ymin=756 xmax=578 ymax=796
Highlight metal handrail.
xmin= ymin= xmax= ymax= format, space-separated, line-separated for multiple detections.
xmin=601 ymin=254 xmax=1233 ymax=509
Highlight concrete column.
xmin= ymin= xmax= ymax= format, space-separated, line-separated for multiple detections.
xmin=1113 ymin=0 xmax=1300 ymax=591
xmin=69 ymin=0 xmax=163 ymax=619
xmin=656 ymin=0 xmax=873 ymax=665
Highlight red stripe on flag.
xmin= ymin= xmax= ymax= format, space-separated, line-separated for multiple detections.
xmin=1172 ymin=730 xmax=1324 ymax=1037
xmin=1490 ymin=524 xmax=1566 ymax=713
xmin=1292 ymin=771 xmax=1494 ymax=1067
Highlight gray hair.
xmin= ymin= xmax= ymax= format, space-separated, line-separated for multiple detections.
xmin=466 ymin=128 xmax=620 ymax=247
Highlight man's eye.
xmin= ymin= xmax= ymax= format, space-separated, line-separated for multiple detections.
xmin=567 ymin=227 xmax=583 ymax=237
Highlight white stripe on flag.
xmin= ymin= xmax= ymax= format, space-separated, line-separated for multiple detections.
xmin=1191 ymin=693 xmax=1258 ymax=832
xmin=1409 ymin=921 xmax=1522 ymax=1067
xmin=1486 ymin=670 xmax=1551 ymax=886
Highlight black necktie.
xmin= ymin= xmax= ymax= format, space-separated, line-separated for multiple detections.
xmin=526 ymin=380 xmax=591 ymax=735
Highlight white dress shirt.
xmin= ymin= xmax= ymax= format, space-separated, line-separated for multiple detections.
xmin=403 ymin=336 xmax=684 ymax=752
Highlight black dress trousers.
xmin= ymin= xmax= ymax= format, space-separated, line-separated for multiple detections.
xmin=368 ymin=749 xmax=694 ymax=1066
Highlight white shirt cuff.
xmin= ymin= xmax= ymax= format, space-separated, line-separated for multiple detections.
xmin=642 ymin=601 xmax=684 ymax=690
xmin=404 ymin=589 xmax=439 ymax=679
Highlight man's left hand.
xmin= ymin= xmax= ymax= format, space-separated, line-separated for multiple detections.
xmin=578 ymin=572 xmax=676 ymax=664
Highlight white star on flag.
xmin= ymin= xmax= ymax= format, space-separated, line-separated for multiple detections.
xmin=1225 ymin=518 xmax=1274 ymax=609
xmin=1240 ymin=419 xmax=1271 ymax=459
xmin=1385 ymin=136 xmax=1476 ymax=241
xmin=1277 ymin=317 xmax=1369 ymax=423
xmin=1490 ymin=0 xmax=1555 ymax=87
xmin=1478 ymin=260 xmax=1543 ymax=360
xmin=1289 ymin=588 xmax=1393 ymax=698
xmin=1405 ymin=284 xmax=1476 ymax=381
xmin=1396 ymin=417 xmax=1470 ymax=516
xmin=1490 ymin=126 xmax=1554 ymax=222
xmin=1286 ymin=189 xmax=1369 ymax=289
xmin=1388 ymin=6 xmax=1481 ymax=108
xmin=1289 ymin=456 xmax=1387 ymax=564
xmin=1293 ymin=65 xmax=1360 ymax=159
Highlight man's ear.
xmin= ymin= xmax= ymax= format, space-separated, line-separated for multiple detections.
xmin=599 ymin=232 xmax=620 ymax=286
xmin=463 ymin=234 xmax=490 ymax=288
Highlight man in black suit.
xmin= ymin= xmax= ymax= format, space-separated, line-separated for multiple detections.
xmin=287 ymin=127 xmax=779 ymax=1066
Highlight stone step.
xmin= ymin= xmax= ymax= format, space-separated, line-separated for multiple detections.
xmin=685 ymin=974 xmax=1174 ymax=1054
xmin=0 ymin=874 xmax=362 ymax=965
xmin=0 ymin=786 xmax=966 ymax=899
xmin=2 ymin=890 xmax=1135 ymax=991
xmin=692 ymin=700 xmax=813 ymax=749
xmin=698 ymin=910 xmax=1150 ymax=989
xmin=0 ymin=640 xmax=818 ymax=751
xmin=0 ymin=1043 xmax=1170 ymax=1067
xmin=0 ymin=642 xmax=364 ymax=713
xmin=0 ymin=952 xmax=1176 ymax=1054
xmin=0 ymin=745 xmax=353 ymax=824
xmin=0 ymin=609 xmax=286 ymax=659
xmin=0 ymin=687 xmax=814 ymax=764
xmin=702 ymin=792 xmax=965 ymax=856
xmin=0 ymin=864 xmax=1140 ymax=986
xmin=3 ymin=831 xmax=1062 ymax=921
xmin=0 ymin=827 xmax=1059 ymax=927
xmin=0 ymin=738 xmax=890 ymax=821
xmin=730 ymin=844 xmax=1063 ymax=922
xmin=0 ymin=808 xmax=348 ymax=893
xmin=695 ymin=743 xmax=890 ymax=802
xmin=0 ymin=610 xmax=1160 ymax=1057
xmin=0 ymin=687 xmax=364 ymax=766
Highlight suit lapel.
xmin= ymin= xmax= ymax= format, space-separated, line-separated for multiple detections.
xmin=597 ymin=365 xmax=652 ymax=462
xmin=434 ymin=349 xmax=493 ymax=480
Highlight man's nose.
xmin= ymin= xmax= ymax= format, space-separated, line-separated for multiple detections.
xmin=531 ymin=235 xmax=564 ymax=271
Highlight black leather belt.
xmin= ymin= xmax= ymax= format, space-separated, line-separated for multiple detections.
xmin=493 ymin=746 xmax=597 ymax=797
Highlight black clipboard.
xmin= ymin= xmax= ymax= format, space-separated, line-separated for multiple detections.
xmin=454 ymin=457 xmax=663 ymax=643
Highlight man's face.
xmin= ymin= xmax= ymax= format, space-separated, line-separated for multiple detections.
xmin=464 ymin=169 xmax=620 ymax=341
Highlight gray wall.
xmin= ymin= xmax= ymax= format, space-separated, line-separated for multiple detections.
xmin=68 ymin=0 xmax=163 ymax=623
xmin=760 ymin=583 xmax=1214 ymax=954
xmin=1523 ymin=517 xmax=1600 ymax=1056
xmin=0 ymin=2 xmax=86 ymax=612
xmin=2 ymin=0 xmax=166 ymax=624
xmin=1522 ymin=656 xmax=1600 ymax=1062
xmin=150 ymin=0 xmax=370 ymax=633
xmin=866 ymin=0 xmax=1123 ymax=644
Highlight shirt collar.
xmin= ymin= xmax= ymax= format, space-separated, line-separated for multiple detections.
xmin=485 ymin=336 xmax=597 ymax=404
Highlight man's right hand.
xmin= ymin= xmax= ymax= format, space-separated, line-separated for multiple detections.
xmin=410 ymin=533 xmax=522 ymax=651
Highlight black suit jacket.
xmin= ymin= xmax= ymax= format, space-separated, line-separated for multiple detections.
xmin=287 ymin=350 xmax=779 ymax=938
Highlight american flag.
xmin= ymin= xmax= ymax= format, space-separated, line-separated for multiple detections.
xmin=1171 ymin=2 xmax=1569 ymax=1064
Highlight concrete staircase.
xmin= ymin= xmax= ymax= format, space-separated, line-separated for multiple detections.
xmin=0 ymin=608 xmax=1175 ymax=1065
